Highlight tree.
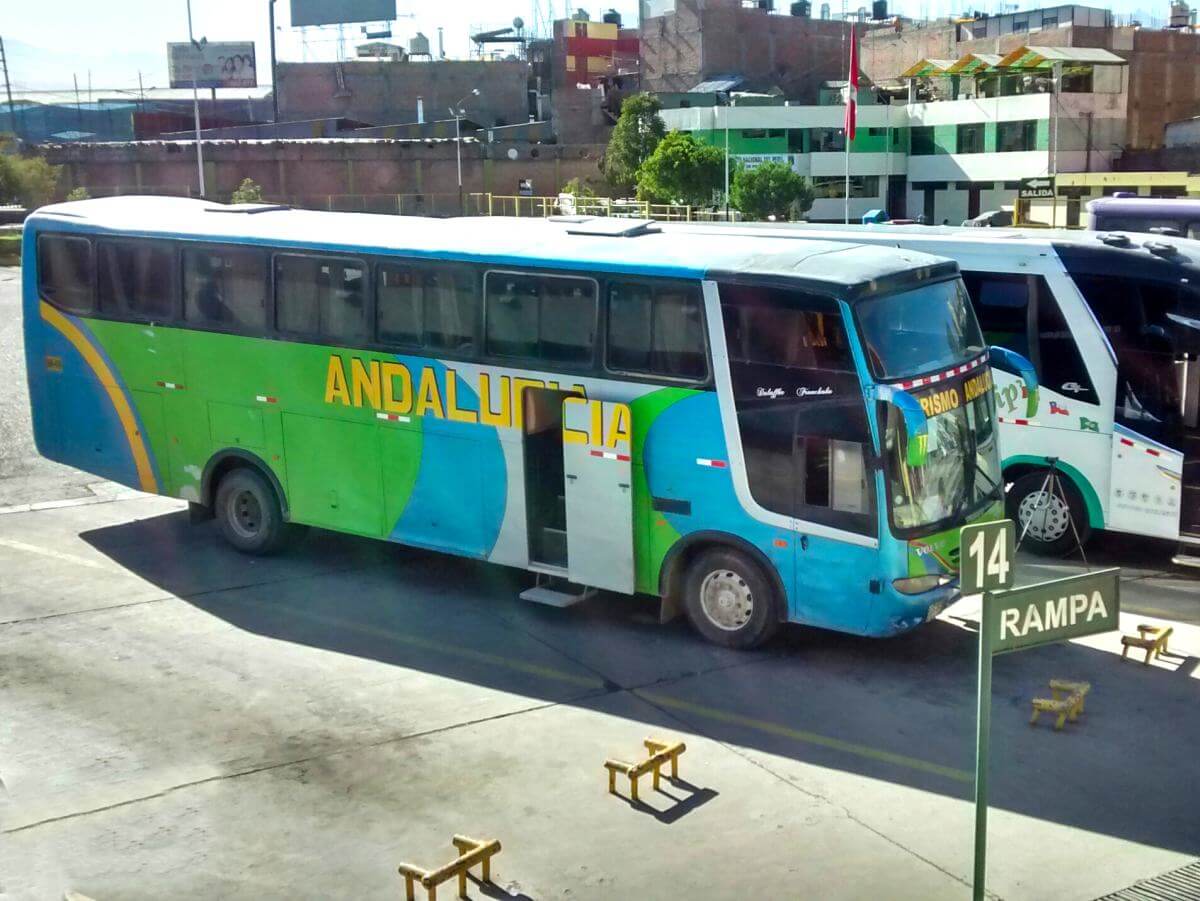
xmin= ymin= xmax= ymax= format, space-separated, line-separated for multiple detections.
xmin=731 ymin=161 xmax=814 ymax=221
xmin=0 ymin=153 xmax=60 ymax=209
xmin=230 ymin=177 xmax=264 ymax=204
xmin=635 ymin=131 xmax=725 ymax=208
xmin=66 ymin=186 xmax=91 ymax=201
xmin=602 ymin=93 xmax=666 ymax=195
xmin=560 ymin=176 xmax=598 ymax=198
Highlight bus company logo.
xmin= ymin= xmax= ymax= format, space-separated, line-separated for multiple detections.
xmin=995 ymin=379 xmax=1026 ymax=414
xmin=796 ymin=386 xmax=833 ymax=398
xmin=322 ymin=354 xmax=587 ymax=431
xmin=1061 ymin=381 xmax=1087 ymax=394
xmin=756 ymin=387 xmax=786 ymax=399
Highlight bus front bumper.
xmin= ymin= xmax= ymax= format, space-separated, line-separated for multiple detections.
xmin=869 ymin=581 xmax=961 ymax=637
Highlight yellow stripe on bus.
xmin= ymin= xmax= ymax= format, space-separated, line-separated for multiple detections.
xmin=39 ymin=301 xmax=159 ymax=494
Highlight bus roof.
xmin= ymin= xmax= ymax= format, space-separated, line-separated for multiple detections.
xmin=27 ymin=196 xmax=957 ymax=298
xmin=658 ymin=220 xmax=1200 ymax=272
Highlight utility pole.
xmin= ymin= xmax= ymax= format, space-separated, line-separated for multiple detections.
xmin=268 ymin=0 xmax=279 ymax=122
xmin=186 ymin=0 xmax=207 ymax=198
xmin=0 ymin=37 xmax=17 ymax=139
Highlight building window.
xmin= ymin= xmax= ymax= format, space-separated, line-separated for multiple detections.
xmin=868 ymin=127 xmax=888 ymax=137
xmin=606 ymin=280 xmax=707 ymax=381
xmin=767 ymin=128 xmax=785 ymax=138
xmin=957 ymin=122 xmax=985 ymax=154
xmin=810 ymin=127 xmax=846 ymax=152
xmin=37 ymin=235 xmax=93 ymax=314
xmin=97 ymin=241 xmax=175 ymax=322
xmin=996 ymin=119 xmax=1037 ymax=153
xmin=910 ymin=126 xmax=936 ymax=155
xmin=183 ymin=247 xmax=268 ymax=333
xmin=1012 ymin=18 xmax=1028 ymax=31
xmin=741 ymin=129 xmax=768 ymax=139
xmin=811 ymin=176 xmax=880 ymax=199
xmin=1060 ymin=66 xmax=1094 ymax=93
xmin=787 ymin=128 xmax=806 ymax=152
xmin=1041 ymin=14 xmax=1059 ymax=27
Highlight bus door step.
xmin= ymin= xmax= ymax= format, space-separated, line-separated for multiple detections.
xmin=519 ymin=580 xmax=597 ymax=608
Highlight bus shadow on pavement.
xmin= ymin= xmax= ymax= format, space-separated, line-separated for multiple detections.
xmin=80 ymin=510 xmax=1200 ymax=857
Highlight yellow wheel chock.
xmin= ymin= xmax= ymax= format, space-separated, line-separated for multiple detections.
xmin=605 ymin=737 xmax=686 ymax=802
xmin=1030 ymin=679 xmax=1090 ymax=731
xmin=398 ymin=835 xmax=501 ymax=901
xmin=1121 ymin=624 xmax=1173 ymax=664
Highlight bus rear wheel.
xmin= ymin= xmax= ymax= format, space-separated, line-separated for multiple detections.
xmin=214 ymin=468 xmax=299 ymax=556
xmin=683 ymin=547 xmax=781 ymax=649
xmin=1006 ymin=471 xmax=1091 ymax=557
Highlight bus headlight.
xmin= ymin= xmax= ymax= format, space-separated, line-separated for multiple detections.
xmin=892 ymin=574 xmax=954 ymax=595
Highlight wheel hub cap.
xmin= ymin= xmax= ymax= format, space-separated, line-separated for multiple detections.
xmin=699 ymin=569 xmax=754 ymax=631
xmin=229 ymin=489 xmax=263 ymax=540
xmin=1018 ymin=489 xmax=1070 ymax=542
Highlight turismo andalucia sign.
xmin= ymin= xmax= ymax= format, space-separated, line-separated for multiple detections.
xmin=963 ymin=519 xmax=1120 ymax=901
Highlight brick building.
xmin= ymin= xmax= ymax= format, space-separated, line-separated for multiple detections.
xmin=640 ymin=0 xmax=854 ymax=102
xmin=861 ymin=4 xmax=1200 ymax=148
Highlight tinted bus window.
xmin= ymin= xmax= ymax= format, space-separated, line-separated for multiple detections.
xmin=720 ymin=283 xmax=872 ymax=534
xmin=422 ymin=266 xmax=477 ymax=354
xmin=376 ymin=263 xmax=423 ymax=346
xmin=485 ymin=272 xmax=595 ymax=364
xmin=97 ymin=241 xmax=175 ymax=321
xmin=962 ymin=271 xmax=1098 ymax=405
xmin=275 ymin=255 xmax=368 ymax=343
xmin=183 ymin=247 xmax=267 ymax=332
xmin=37 ymin=235 xmax=93 ymax=313
xmin=607 ymin=281 xmax=706 ymax=380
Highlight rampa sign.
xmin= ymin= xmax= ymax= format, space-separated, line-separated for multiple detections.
xmin=984 ymin=567 xmax=1120 ymax=654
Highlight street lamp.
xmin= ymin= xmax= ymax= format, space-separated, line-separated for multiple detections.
xmin=186 ymin=0 xmax=207 ymax=198
xmin=450 ymin=88 xmax=481 ymax=215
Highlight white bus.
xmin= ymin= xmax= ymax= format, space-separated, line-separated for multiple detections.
xmin=667 ymin=222 xmax=1200 ymax=564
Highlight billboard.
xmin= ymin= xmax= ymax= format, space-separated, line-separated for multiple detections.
xmin=168 ymin=42 xmax=258 ymax=89
xmin=289 ymin=0 xmax=396 ymax=27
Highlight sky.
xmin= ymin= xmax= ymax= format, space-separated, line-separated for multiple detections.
xmin=1 ymin=0 xmax=1168 ymax=94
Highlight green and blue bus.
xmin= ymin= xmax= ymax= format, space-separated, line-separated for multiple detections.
xmin=22 ymin=197 xmax=1036 ymax=648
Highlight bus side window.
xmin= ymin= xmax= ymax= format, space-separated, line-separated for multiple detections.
xmin=97 ymin=240 xmax=175 ymax=322
xmin=376 ymin=263 xmax=422 ymax=346
xmin=37 ymin=234 xmax=93 ymax=314
xmin=1075 ymin=275 xmax=1181 ymax=438
xmin=718 ymin=282 xmax=873 ymax=535
xmin=606 ymin=280 xmax=707 ymax=381
xmin=962 ymin=271 xmax=1096 ymax=405
xmin=485 ymin=271 xmax=596 ymax=365
xmin=182 ymin=247 xmax=267 ymax=332
xmin=422 ymin=266 xmax=478 ymax=355
xmin=274 ymin=254 xmax=368 ymax=343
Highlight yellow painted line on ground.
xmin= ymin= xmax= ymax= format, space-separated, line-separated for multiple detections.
xmin=0 ymin=537 xmax=113 ymax=571
xmin=635 ymin=689 xmax=973 ymax=784
xmin=267 ymin=601 xmax=607 ymax=690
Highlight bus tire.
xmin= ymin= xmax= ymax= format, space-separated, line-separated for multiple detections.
xmin=1007 ymin=470 xmax=1092 ymax=557
xmin=214 ymin=467 xmax=298 ymax=556
xmin=683 ymin=547 xmax=781 ymax=649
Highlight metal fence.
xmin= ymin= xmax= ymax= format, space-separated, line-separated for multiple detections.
xmin=60 ymin=186 xmax=740 ymax=222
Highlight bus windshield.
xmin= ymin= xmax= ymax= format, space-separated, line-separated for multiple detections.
xmin=855 ymin=279 xmax=985 ymax=380
xmin=856 ymin=279 xmax=999 ymax=535
xmin=882 ymin=383 xmax=1001 ymax=534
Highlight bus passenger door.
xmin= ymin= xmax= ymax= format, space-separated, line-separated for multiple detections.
xmin=561 ymin=396 xmax=635 ymax=594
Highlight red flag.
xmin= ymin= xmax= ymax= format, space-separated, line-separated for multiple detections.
xmin=845 ymin=27 xmax=858 ymax=142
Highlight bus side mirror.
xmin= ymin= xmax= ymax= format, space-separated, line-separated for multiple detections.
xmin=988 ymin=346 xmax=1039 ymax=418
xmin=876 ymin=385 xmax=928 ymax=469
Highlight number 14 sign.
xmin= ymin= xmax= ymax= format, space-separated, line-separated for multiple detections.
xmin=960 ymin=518 xmax=1014 ymax=594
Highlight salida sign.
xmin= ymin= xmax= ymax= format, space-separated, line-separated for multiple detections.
xmin=1019 ymin=176 xmax=1056 ymax=200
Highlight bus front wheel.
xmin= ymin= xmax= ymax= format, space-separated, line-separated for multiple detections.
xmin=1006 ymin=471 xmax=1092 ymax=557
xmin=214 ymin=468 xmax=300 ymax=556
xmin=683 ymin=548 xmax=781 ymax=649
